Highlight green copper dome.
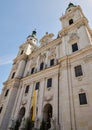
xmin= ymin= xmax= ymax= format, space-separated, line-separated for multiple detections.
xmin=27 ymin=30 xmax=37 ymax=39
xmin=66 ymin=3 xmax=76 ymax=10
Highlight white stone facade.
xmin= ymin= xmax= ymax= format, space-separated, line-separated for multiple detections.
xmin=0 ymin=3 xmax=92 ymax=130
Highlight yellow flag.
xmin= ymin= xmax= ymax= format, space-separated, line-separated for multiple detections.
xmin=32 ymin=90 xmax=37 ymax=121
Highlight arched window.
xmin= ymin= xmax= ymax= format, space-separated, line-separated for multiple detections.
xmin=15 ymin=107 xmax=25 ymax=130
xmin=31 ymin=67 xmax=35 ymax=74
xmin=20 ymin=50 xmax=24 ymax=55
xmin=25 ymin=85 xmax=30 ymax=93
xmin=5 ymin=89 xmax=9 ymax=97
xmin=69 ymin=19 xmax=73 ymax=25
xmin=0 ymin=106 xmax=3 ymax=113
xmin=11 ymin=72 xmax=15 ymax=79
xmin=40 ymin=62 xmax=44 ymax=70
xmin=43 ymin=104 xmax=53 ymax=129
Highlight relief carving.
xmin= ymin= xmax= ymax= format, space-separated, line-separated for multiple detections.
xmin=68 ymin=33 xmax=79 ymax=43
xmin=44 ymin=94 xmax=53 ymax=101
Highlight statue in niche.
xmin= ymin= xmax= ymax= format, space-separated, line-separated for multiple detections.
xmin=19 ymin=117 xmax=26 ymax=129
xmin=35 ymin=117 xmax=41 ymax=130
xmin=8 ymin=119 xmax=16 ymax=129
xmin=49 ymin=47 xmax=56 ymax=58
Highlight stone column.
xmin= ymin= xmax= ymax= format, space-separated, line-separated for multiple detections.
xmin=56 ymin=45 xmax=59 ymax=60
xmin=53 ymin=74 xmax=59 ymax=129
xmin=37 ymin=78 xmax=45 ymax=126
xmin=45 ymin=50 xmax=49 ymax=68
xmin=25 ymin=84 xmax=33 ymax=118
xmin=13 ymin=84 xmax=24 ymax=119
xmin=36 ymin=55 xmax=40 ymax=71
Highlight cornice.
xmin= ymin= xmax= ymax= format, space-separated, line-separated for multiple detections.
xmin=59 ymin=45 xmax=92 ymax=62
xmin=13 ymin=53 xmax=28 ymax=62
xmin=60 ymin=5 xmax=84 ymax=21
xmin=3 ymin=78 xmax=20 ymax=87
xmin=21 ymin=64 xmax=59 ymax=81
xmin=59 ymin=17 xmax=88 ymax=37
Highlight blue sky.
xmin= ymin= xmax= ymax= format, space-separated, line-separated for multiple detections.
xmin=0 ymin=0 xmax=92 ymax=93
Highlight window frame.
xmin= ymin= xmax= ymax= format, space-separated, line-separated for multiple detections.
xmin=31 ymin=67 xmax=35 ymax=74
xmin=69 ymin=19 xmax=74 ymax=25
xmin=74 ymin=65 xmax=83 ymax=77
xmin=11 ymin=72 xmax=15 ymax=79
xmin=35 ymin=82 xmax=40 ymax=90
xmin=72 ymin=43 xmax=78 ymax=52
xmin=50 ymin=59 xmax=54 ymax=66
xmin=25 ymin=85 xmax=30 ymax=94
xmin=0 ymin=106 xmax=3 ymax=113
xmin=5 ymin=89 xmax=9 ymax=97
xmin=47 ymin=78 xmax=52 ymax=88
xmin=79 ymin=93 xmax=87 ymax=105
xmin=20 ymin=50 xmax=24 ymax=55
xmin=40 ymin=62 xmax=44 ymax=70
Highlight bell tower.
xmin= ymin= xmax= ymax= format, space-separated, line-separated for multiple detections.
xmin=0 ymin=30 xmax=38 ymax=130
xmin=59 ymin=3 xmax=92 ymax=56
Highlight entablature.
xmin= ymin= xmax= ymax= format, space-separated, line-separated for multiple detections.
xmin=28 ymin=37 xmax=61 ymax=59
xmin=3 ymin=77 xmax=21 ymax=88
xmin=59 ymin=45 xmax=92 ymax=63
xmin=21 ymin=64 xmax=59 ymax=83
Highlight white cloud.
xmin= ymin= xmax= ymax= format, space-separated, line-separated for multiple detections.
xmin=0 ymin=55 xmax=15 ymax=66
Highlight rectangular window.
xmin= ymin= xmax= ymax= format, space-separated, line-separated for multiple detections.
xmin=79 ymin=93 xmax=87 ymax=105
xmin=50 ymin=59 xmax=54 ymax=66
xmin=47 ymin=78 xmax=52 ymax=88
xmin=75 ymin=65 xmax=83 ymax=77
xmin=72 ymin=43 xmax=78 ymax=52
xmin=35 ymin=82 xmax=40 ymax=90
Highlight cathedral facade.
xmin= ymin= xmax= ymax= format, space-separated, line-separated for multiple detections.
xmin=0 ymin=3 xmax=92 ymax=130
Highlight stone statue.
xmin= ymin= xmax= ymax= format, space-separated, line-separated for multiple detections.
xmin=35 ymin=117 xmax=41 ymax=130
xmin=8 ymin=119 xmax=16 ymax=129
xmin=19 ymin=117 xmax=26 ymax=130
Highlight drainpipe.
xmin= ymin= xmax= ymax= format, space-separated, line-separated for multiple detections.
xmin=58 ymin=64 xmax=60 ymax=126
xmin=66 ymin=55 xmax=77 ymax=130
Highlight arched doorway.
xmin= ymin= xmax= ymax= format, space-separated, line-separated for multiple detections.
xmin=43 ymin=104 xmax=52 ymax=130
xmin=14 ymin=107 xmax=25 ymax=130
